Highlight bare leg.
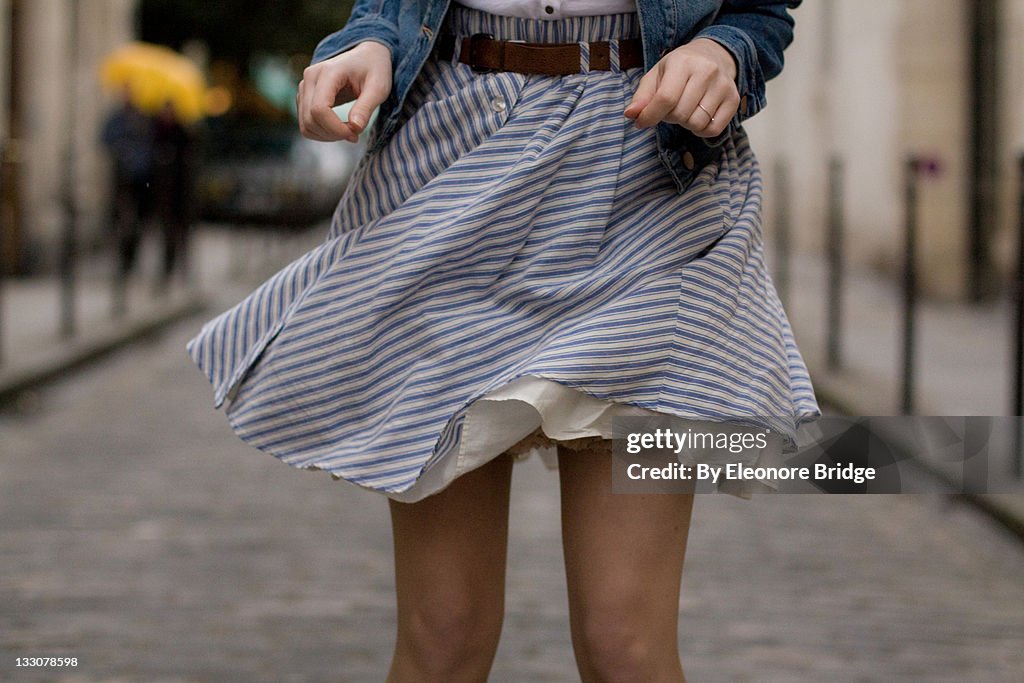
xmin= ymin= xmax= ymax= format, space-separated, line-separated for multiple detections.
xmin=386 ymin=452 xmax=514 ymax=682
xmin=559 ymin=441 xmax=695 ymax=682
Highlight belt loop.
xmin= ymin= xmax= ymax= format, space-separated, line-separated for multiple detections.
xmin=578 ymin=41 xmax=590 ymax=74
xmin=451 ymin=35 xmax=463 ymax=67
xmin=609 ymin=39 xmax=621 ymax=73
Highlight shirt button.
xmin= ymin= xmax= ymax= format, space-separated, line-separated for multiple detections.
xmin=491 ymin=98 xmax=506 ymax=112
xmin=682 ymin=151 xmax=696 ymax=170
xmin=545 ymin=5 xmax=555 ymax=14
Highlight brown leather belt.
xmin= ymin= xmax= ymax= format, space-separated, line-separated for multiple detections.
xmin=435 ymin=33 xmax=644 ymax=75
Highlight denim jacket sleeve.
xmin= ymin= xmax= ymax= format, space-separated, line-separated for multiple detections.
xmin=694 ymin=0 xmax=801 ymax=124
xmin=310 ymin=0 xmax=402 ymax=64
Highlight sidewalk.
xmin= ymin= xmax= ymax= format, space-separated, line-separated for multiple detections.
xmin=783 ymin=249 xmax=1024 ymax=535
xmin=0 ymin=254 xmax=202 ymax=406
xmin=0 ymin=223 xmax=333 ymax=407
xmin=0 ymin=281 xmax=204 ymax=404
xmin=0 ymin=221 xmax=296 ymax=406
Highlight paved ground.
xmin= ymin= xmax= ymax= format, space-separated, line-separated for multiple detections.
xmin=1 ymin=274 xmax=1023 ymax=681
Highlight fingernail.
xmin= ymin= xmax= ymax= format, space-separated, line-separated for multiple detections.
xmin=351 ymin=114 xmax=365 ymax=129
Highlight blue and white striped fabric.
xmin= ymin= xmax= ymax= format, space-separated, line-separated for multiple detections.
xmin=186 ymin=6 xmax=821 ymax=499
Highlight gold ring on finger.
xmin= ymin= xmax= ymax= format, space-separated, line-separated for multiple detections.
xmin=697 ymin=103 xmax=715 ymax=123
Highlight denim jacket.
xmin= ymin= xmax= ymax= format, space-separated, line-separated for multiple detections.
xmin=311 ymin=0 xmax=801 ymax=193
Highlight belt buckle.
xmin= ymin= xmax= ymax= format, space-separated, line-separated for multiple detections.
xmin=466 ymin=33 xmax=496 ymax=73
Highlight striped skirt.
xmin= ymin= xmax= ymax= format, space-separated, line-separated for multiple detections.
xmin=186 ymin=5 xmax=821 ymax=502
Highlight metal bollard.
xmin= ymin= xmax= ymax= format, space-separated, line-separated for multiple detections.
xmin=772 ymin=157 xmax=791 ymax=305
xmin=112 ymin=241 xmax=127 ymax=319
xmin=900 ymin=156 xmax=919 ymax=415
xmin=0 ymin=142 xmax=5 ymax=367
xmin=1015 ymin=153 xmax=1024 ymax=478
xmin=826 ymin=156 xmax=844 ymax=371
xmin=899 ymin=155 xmax=943 ymax=414
xmin=59 ymin=148 xmax=77 ymax=339
xmin=0 ymin=251 xmax=3 ymax=369
xmin=59 ymin=0 xmax=81 ymax=339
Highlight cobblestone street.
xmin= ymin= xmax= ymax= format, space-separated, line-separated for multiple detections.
xmin=1 ymin=314 xmax=1023 ymax=682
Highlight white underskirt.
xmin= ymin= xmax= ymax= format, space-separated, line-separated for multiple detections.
xmin=387 ymin=375 xmax=788 ymax=503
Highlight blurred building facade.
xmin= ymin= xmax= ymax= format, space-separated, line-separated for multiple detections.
xmin=0 ymin=0 xmax=137 ymax=274
xmin=749 ymin=0 xmax=1024 ymax=301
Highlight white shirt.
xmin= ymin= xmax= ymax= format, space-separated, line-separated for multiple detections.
xmin=456 ymin=0 xmax=637 ymax=21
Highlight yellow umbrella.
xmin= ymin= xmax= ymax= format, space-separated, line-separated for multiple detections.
xmin=100 ymin=42 xmax=208 ymax=123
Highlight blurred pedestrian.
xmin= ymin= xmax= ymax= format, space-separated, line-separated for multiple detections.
xmin=101 ymin=87 xmax=154 ymax=280
xmin=152 ymin=100 xmax=197 ymax=290
xmin=188 ymin=1 xmax=819 ymax=680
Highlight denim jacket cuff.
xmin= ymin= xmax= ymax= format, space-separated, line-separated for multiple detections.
xmin=693 ymin=23 xmax=766 ymax=124
xmin=311 ymin=17 xmax=401 ymax=65
xmin=698 ymin=120 xmax=737 ymax=150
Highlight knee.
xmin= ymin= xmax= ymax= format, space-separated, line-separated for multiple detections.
xmin=571 ymin=594 xmax=677 ymax=680
xmin=396 ymin=594 xmax=504 ymax=676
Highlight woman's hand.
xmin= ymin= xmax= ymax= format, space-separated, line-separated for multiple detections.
xmin=624 ymin=38 xmax=739 ymax=138
xmin=297 ymin=41 xmax=393 ymax=143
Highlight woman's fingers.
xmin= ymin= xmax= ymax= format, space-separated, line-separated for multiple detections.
xmin=298 ymin=67 xmax=343 ymax=141
xmin=347 ymin=74 xmax=389 ymax=133
xmin=625 ymin=38 xmax=740 ymax=137
xmin=682 ymin=80 xmax=740 ymax=137
xmin=624 ymin=68 xmax=658 ymax=121
xmin=297 ymin=43 xmax=393 ymax=143
xmin=671 ymin=80 xmax=736 ymax=137
xmin=296 ymin=72 xmax=322 ymax=140
xmin=299 ymin=70 xmax=356 ymax=142
xmin=705 ymin=86 xmax=740 ymax=137
xmin=630 ymin=63 xmax=689 ymax=130
xmin=666 ymin=69 xmax=709 ymax=130
xmin=310 ymin=70 xmax=358 ymax=142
